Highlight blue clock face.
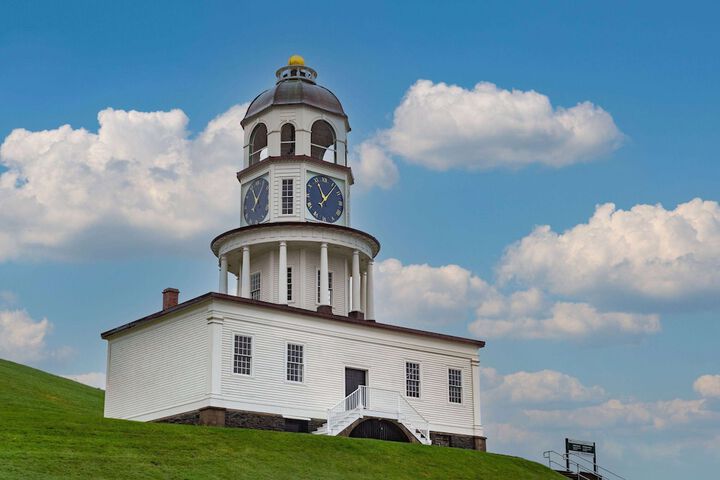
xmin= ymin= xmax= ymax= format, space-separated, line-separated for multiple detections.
xmin=243 ymin=177 xmax=269 ymax=225
xmin=306 ymin=175 xmax=344 ymax=223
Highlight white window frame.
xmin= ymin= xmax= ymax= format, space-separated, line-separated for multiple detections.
xmin=287 ymin=266 xmax=293 ymax=303
xmin=281 ymin=178 xmax=294 ymax=215
xmin=448 ymin=367 xmax=463 ymax=404
xmin=316 ymin=269 xmax=334 ymax=305
xmin=250 ymin=271 xmax=261 ymax=300
xmin=285 ymin=342 xmax=305 ymax=384
xmin=232 ymin=334 xmax=254 ymax=377
xmin=405 ymin=361 xmax=421 ymax=399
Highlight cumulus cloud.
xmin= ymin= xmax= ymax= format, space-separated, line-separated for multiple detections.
xmin=0 ymin=309 xmax=52 ymax=362
xmin=374 ymin=258 xmax=490 ymax=326
xmin=469 ymin=294 xmax=660 ymax=342
xmin=0 ymin=104 xmax=247 ymax=261
xmin=498 ymin=199 xmax=720 ymax=310
xmin=694 ymin=375 xmax=720 ymax=398
xmin=63 ymin=372 xmax=106 ymax=389
xmin=488 ymin=369 xmax=605 ymax=404
xmin=375 ymin=259 xmax=659 ymax=342
xmin=482 ymin=366 xmax=605 ymax=406
xmin=351 ymin=141 xmax=399 ymax=190
xmin=524 ymin=398 xmax=716 ymax=430
xmin=381 ymin=79 xmax=623 ymax=171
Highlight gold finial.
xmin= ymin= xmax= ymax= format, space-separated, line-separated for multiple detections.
xmin=288 ymin=54 xmax=305 ymax=66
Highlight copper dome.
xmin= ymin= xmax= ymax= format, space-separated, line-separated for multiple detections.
xmin=241 ymin=62 xmax=348 ymax=129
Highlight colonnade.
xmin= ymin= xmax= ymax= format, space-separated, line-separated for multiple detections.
xmin=218 ymin=241 xmax=375 ymax=320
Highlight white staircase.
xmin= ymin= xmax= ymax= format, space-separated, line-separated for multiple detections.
xmin=312 ymin=386 xmax=432 ymax=445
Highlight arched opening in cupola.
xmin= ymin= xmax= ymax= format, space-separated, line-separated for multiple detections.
xmin=281 ymin=123 xmax=296 ymax=155
xmin=311 ymin=120 xmax=337 ymax=163
xmin=249 ymin=123 xmax=268 ymax=165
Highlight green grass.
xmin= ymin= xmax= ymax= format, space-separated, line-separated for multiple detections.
xmin=0 ymin=359 xmax=563 ymax=479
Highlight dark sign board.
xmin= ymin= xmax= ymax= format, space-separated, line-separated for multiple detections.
xmin=566 ymin=439 xmax=595 ymax=455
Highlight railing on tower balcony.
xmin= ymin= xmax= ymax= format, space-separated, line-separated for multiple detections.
xmin=325 ymin=385 xmax=431 ymax=443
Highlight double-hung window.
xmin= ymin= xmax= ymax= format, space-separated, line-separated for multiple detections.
xmin=250 ymin=272 xmax=261 ymax=300
xmin=406 ymin=362 xmax=420 ymax=398
xmin=233 ymin=335 xmax=252 ymax=375
xmin=316 ymin=270 xmax=333 ymax=304
xmin=448 ymin=368 xmax=463 ymax=403
xmin=286 ymin=343 xmax=304 ymax=382
xmin=286 ymin=267 xmax=293 ymax=302
xmin=281 ymin=179 xmax=294 ymax=215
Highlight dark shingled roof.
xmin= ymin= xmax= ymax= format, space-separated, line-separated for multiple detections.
xmin=100 ymin=292 xmax=486 ymax=348
xmin=241 ymin=79 xmax=347 ymax=127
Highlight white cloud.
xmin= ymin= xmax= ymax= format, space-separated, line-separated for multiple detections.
xmin=0 ymin=309 xmax=52 ymax=362
xmin=470 ymin=289 xmax=660 ymax=341
xmin=351 ymin=141 xmax=399 ymax=190
xmin=63 ymin=372 xmax=106 ymax=389
xmin=694 ymin=375 xmax=720 ymax=398
xmin=498 ymin=199 xmax=720 ymax=310
xmin=374 ymin=258 xmax=490 ymax=327
xmin=380 ymin=79 xmax=623 ymax=171
xmin=488 ymin=369 xmax=605 ymax=404
xmin=524 ymin=398 xmax=715 ymax=430
xmin=0 ymin=104 xmax=247 ymax=261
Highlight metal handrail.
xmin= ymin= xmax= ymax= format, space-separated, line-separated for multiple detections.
xmin=542 ymin=451 xmax=599 ymax=480
xmin=568 ymin=452 xmax=626 ymax=480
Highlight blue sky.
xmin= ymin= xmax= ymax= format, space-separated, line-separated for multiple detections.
xmin=1 ymin=1 xmax=719 ymax=478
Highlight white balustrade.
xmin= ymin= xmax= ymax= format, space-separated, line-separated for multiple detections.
xmin=323 ymin=385 xmax=431 ymax=444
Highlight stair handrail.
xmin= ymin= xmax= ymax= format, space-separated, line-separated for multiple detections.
xmin=395 ymin=391 xmax=430 ymax=440
xmin=326 ymin=387 xmax=363 ymax=434
xmin=542 ymin=451 xmax=599 ymax=480
xmin=325 ymin=386 xmax=431 ymax=442
xmin=567 ymin=452 xmax=626 ymax=480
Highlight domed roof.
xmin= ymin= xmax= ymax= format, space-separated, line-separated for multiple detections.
xmin=241 ymin=58 xmax=348 ymax=128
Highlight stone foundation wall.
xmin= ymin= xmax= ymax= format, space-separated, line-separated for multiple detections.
xmin=430 ymin=431 xmax=487 ymax=451
xmin=158 ymin=408 xmax=325 ymax=434
xmin=157 ymin=408 xmax=486 ymax=451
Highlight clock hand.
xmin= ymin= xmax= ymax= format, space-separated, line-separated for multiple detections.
xmin=319 ymin=185 xmax=336 ymax=207
xmin=316 ymin=183 xmax=327 ymax=207
xmin=250 ymin=187 xmax=258 ymax=211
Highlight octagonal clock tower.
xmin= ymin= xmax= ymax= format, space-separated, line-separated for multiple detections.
xmin=211 ymin=55 xmax=378 ymax=319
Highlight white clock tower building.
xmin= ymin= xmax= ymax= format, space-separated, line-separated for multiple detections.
xmin=212 ymin=55 xmax=378 ymax=319
xmin=102 ymin=56 xmax=487 ymax=451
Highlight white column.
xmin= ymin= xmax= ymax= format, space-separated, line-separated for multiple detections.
xmin=278 ymin=241 xmax=287 ymax=304
xmin=320 ymin=243 xmax=330 ymax=307
xmin=208 ymin=315 xmax=224 ymax=396
xmin=366 ymin=260 xmax=375 ymax=320
xmin=236 ymin=272 xmax=241 ymax=297
xmin=361 ymin=271 xmax=368 ymax=313
xmin=219 ymin=255 xmax=228 ymax=294
xmin=471 ymin=358 xmax=483 ymax=435
xmin=351 ymin=250 xmax=361 ymax=312
xmin=241 ymin=246 xmax=250 ymax=298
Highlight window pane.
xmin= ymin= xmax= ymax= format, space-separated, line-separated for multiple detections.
xmin=287 ymin=343 xmax=304 ymax=382
xmin=282 ymin=179 xmax=294 ymax=215
xmin=251 ymin=272 xmax=261 ymax=300
xmin=449 ymin=368 xmax=462 ymax=403
xmin=287 ymin=267 xmax=293 ymax=302
xmin=406 ymin=362 xmax=420 ymax=398
xmin=233 ymin=335 xmax=252 ymax=375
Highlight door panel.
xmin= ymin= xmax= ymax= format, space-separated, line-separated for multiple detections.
xmin=345 ymin=368 xmax=367 ymax=396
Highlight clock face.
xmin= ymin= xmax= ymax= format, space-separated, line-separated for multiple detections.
xmin=243 ymin=177 xmax=269 ymax=225
xmin=306 ymin=175 xmax=344 ymax=223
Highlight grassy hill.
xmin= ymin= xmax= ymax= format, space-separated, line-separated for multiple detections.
xmin=0 ymin=359 xmax=563 ymax=479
